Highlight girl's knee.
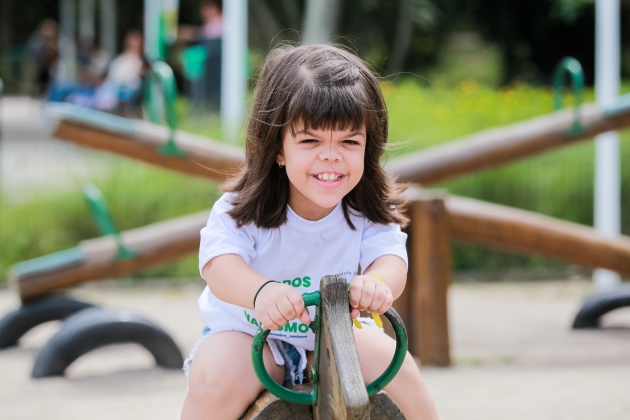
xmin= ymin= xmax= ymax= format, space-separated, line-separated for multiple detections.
xmin=187 ymin=371 xmax=261 ymax=417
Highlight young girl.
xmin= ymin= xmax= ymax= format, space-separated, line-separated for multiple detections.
xmin=181 ymin=44 xmax=439 ymax=420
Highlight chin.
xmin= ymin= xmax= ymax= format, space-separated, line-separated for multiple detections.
xmin=311 ymin=195 xmax=345 ymax=210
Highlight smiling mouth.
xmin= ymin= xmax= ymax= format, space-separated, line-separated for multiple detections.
xmin=313 ymin=172 xmax=344 ymax=182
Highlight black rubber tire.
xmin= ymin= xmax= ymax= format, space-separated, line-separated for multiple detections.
xmin=572 ymin=285 xmax=630 ymax=329
xmin=31 ymin=307 xmax=184 ymax=378
xmin=0 ymin=295 xmax=95 ymax=349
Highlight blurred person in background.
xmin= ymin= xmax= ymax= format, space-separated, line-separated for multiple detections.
xmin=28 ymin=19 xmax=59 ymax=96
xmin=179 ymin=0 xmax=223 ymax=111
xmin=91 ymin=29 xmax=146 ymax=113
xmin=200 ymin=0 xmax=223 ymax=41
xmin=53 ymin=30 xmax=146 ymax=117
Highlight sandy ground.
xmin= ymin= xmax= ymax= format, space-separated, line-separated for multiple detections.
xmin=0 ymin=279 xmax=629 ymax=420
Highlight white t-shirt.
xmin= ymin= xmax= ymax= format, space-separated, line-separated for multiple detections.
xmin=197 ymin=193 xmax=408 ymax=353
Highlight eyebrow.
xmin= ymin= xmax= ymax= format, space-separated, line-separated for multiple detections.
xmin=294 ymin=129 xmax=366 ymax=138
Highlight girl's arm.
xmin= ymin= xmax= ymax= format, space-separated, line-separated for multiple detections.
xmin=202 ymin=254 xmax=311 ymax=329
xmin=349 ymin=255 xmax=407 ymax=319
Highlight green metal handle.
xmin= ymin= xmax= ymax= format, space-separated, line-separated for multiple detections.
xmin=252 ymin=291 xmax=320 ymax=405
xmin=251 ymin=291 xmax=408 ymax=404
xmin=552 ymin=57 xmax=585 ymax=135
xmin=146 ymin=61 xmax=185 ymax=157
xmin=365 ymin=308 xmax=408 ymax=396
xmin=83 ymin=184 xmax=136 ymax=260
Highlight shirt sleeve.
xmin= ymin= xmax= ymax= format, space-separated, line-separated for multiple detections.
xmin=198 ymin=194 xmax=257 ymax=276
xmin=359 ymin=220 xmax=408 ymax=273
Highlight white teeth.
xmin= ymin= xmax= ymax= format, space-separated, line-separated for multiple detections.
xmin=316 ymin=173 xmax=341 ymax=181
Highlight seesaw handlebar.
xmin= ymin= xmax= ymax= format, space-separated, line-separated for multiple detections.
xmin=251 ymin=290 xmax=408 ymax=405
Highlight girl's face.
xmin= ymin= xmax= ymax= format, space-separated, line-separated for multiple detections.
xmin=277 ymin=125 xmax=366 ymax=221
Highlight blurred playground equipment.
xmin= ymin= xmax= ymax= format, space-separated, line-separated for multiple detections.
xmin=1 ymin=56 xmax=629 ymax=377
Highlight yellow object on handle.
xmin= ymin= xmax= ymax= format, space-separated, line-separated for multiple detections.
xmin=371 ymin=313 xmax=384 ymax=329
xmin=367 ymin=273 xmax=386 ymax=329
xmin=352 ymin=319 xmax=363 ymax=329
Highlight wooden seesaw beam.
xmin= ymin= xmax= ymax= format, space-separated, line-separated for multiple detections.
xmin=385 ymin=98 xmax=630 ymax=185
xmin=51 ymin=98 xmax=630 ymax=188
xmin=12 ymin=188 xmax=630 ymax=301
xmin=49 ymin=103 xmax=244 ymax=182
xmin=447 ymin=195 xmax=630 ymax=275
xmin=10 ymin=211 xmax=209 ymax=302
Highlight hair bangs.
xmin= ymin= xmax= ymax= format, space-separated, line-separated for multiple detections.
xmin=285 ymin=79 xmax=372 ymax=136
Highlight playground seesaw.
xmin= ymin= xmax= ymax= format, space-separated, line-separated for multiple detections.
xmin=243 ymin=274 xmax=407 ymax=419
xmin=4 ymin=185 xmax=630 ymax=372
xmin=52 ymin=91 xmax=630 ymax=188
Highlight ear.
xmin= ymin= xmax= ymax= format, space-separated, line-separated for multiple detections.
xmin=276 ymin=151 xmax=285 ymax=167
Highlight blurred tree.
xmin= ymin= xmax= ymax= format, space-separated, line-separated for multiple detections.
xmin=465 ymin=0 xmax=596 ymax=84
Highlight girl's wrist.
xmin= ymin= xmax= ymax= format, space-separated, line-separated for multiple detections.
xmin=366 ymin=272 xmax=385 ymax=284
xmin=253 ymin=280 xmax=277 ymax=308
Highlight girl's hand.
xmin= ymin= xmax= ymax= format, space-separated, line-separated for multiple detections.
xmin=254 ymin=282 xmax=311 ymax=330
xmin=349 ymin=275 xmax=394 ymax=320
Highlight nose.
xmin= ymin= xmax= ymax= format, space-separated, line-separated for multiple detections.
xmin=318 ymin=140 xmax=342 ymax=163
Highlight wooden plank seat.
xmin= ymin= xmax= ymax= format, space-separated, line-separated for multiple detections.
xmin=241 ymin=388 xmax=404 ymax=420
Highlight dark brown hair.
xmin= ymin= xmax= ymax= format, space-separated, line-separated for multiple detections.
xmin=224 ymin=44 xmax=408 ymax=229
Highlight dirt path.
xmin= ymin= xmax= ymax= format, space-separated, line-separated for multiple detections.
xmin=0 ymin=279 xmax=629 ymax=419
xmin=0 ymin=97 xmax=112 ymax=204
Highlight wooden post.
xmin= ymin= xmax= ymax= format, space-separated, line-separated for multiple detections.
xmin=403 ymin=191 xmax=451 ymax=367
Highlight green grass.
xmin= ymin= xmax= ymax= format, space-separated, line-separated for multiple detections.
xmin=1 ymin=78 xmax=629 ymax=282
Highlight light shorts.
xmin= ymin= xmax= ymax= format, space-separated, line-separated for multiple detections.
xmin=183 ymin=317 xmax=381 ymax=387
